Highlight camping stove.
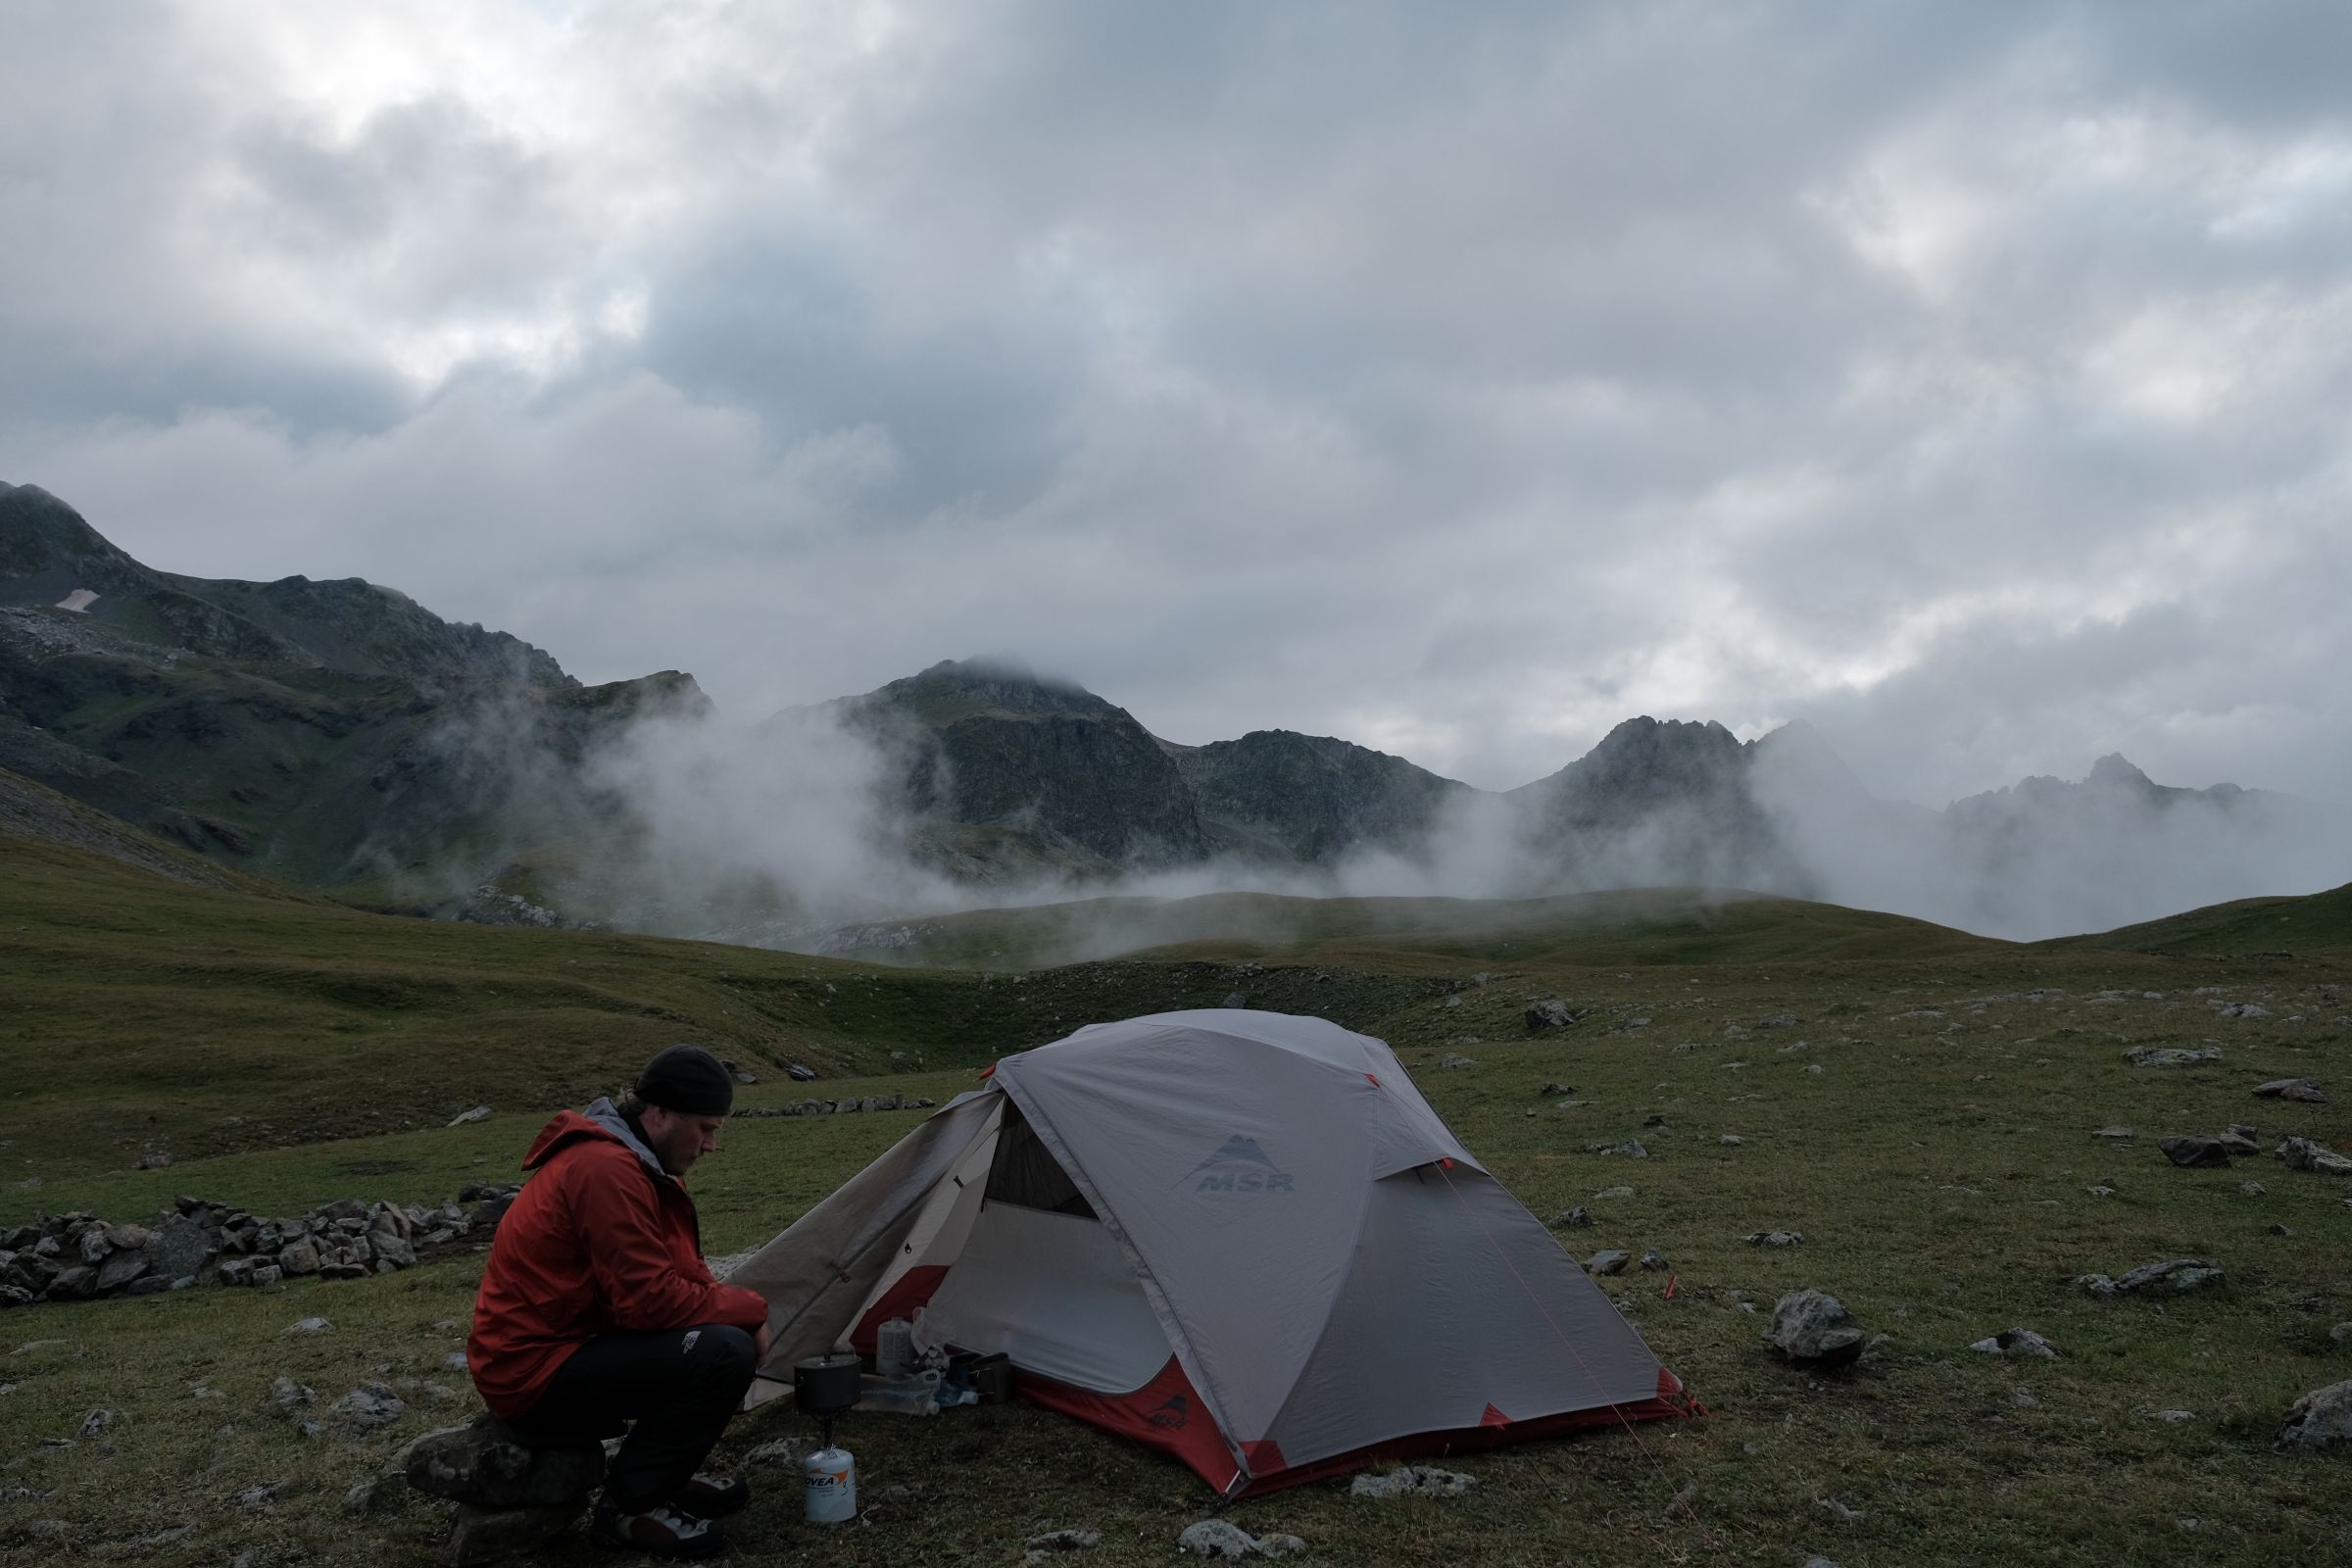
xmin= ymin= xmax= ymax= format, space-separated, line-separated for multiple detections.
xmin=793 ymin=1351 xmax=862 ymax=1524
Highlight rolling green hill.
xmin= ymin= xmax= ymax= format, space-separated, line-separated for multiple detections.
xmin=2054 ymin=880 xmax=2352 ymax=956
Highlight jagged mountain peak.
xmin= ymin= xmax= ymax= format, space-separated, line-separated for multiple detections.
xmin=2087 ymin=753 xmax=2153 ymax=788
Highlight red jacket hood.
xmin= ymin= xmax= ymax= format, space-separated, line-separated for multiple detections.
xmin=521 ymin=1099 xmax=666 ymax=1177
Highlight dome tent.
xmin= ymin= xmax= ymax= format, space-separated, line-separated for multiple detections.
xmin=728 ymin=1009 xmax=1690 ymax=1494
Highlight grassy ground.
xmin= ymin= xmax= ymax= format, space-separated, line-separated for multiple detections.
xmin=5 ymin=842 xmax=2351 ymax=1565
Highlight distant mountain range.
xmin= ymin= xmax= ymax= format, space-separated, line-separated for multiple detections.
xmin=3 ymin=482 xmax=2343 ymax=939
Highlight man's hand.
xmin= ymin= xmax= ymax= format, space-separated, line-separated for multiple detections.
xmin=754 ymin=1322 xmax=773 ymax=1365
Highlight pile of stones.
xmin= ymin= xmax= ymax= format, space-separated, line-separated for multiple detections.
xmin=731 ymin=1092 xmax=933 ymax=1119
xmin=0 ymin=1184 xmax=522 ymax=1307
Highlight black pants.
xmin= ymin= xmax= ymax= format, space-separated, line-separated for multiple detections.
xmin=510 ymin=1324 xmax=758 ymax=1512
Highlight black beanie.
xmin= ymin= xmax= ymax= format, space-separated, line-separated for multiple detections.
xmin=635 ymin=1044 xmax=735 ymax=1116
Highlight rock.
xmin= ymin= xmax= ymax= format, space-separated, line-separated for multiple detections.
xmin=343 ymin=1472 xmax=410 ymax=1514
xmin=331 ymin=1383 xmax=405 ymax=1429
xmin=2219 ymin=1003 xmax=2269 ymax=1019
xmin=2240 ymin=1181 xmax=2267 ymax=1197
xmin=1968 ymin=1328 xmax=2059 ymax=1358
xmin=2215 ymin=1131 xmax=2261 ymax=1156
xmin=1639 ymin=1250 xmax=1669 ymax=1271
xmin=1593 ymin=1186 xmax=1635 ymax=1201
xmin=78 ymin=1407 xmax=116 ymax=1437
xmin=1720 ymin=1134 xmax=1743 ymax=1146
xmin=2091 ymin=1126 xmax=2135 ymax=1140
xmin=94 ymin=1248 xmax=150 ymax=1292
xmin=2087 ymin=1185 xmax=2116 ymax=1197
xmin=277 ymin=1239 xmax=320 ymax=1275
xmin=283 ymin=1316 xmax=332 ymax=1336
xmin=1349 ymin=1465 xmax=1475 ymax=1498
xmin=448 ymin=1501 xmax=587 ymax=1566
xmin=787 ymin=1063 xmax=818 ymax=1082
xmin=2277 ymin=1380 xmax=2352 ymax=1451
xmin=2276 ymin=1137 xmax=2352 ymax=1176
xmin=250 ymin=1263 xmax=282 ymax=1287
xmin=406 ymin=1417 xmax=607 ymax=1508
xmin=2156 ymin=1408 xmax=2196 ymax=1423
xmin=1024 ymin=1527 xmax=1102 ymax=1563
xmin=1439 ymin=1054 xmax=1478 ymax=1070
xmin=369 ymin=1232 xmax=417 ymax=1269
xmin=43 ymin=1266 xmax=96 ymax=1300
xmin=2159 ymin=1136 xmax=2231 ymax=1168
xmin=2081 ymin=1258 xmax=2226 ymax=1298
xmin=448 ymin=1105 xmax=492 ymax=1127
xmin=1585 ymin=1250 xmax=1631 ymax=1276
xmin=2125 ymin=1047 xmax=2220 ymax=1067
xmin=1178 ymin=1520 xmax=1263 ymax=1557
xmin=235 ymin=1481 xmax=285 ymax=1510
xmin=2255 ymin=1078 xmax=2326 ymax=1102
xmin=1759 ymin=1012 xmax=1797 ymax=1029
xmin=103 ymin=1222 xmax=152 ymax=1251
xmin=1549 ymin=1207 xmax=1594 ymax=1230
xmin=270 ymin=1376 xmax=316 ymax=1410
xmin=1744 ymin=1230 xmax=1804 ymax=1248
xmin=1763 ymin=1289 xmax=1864 ymax=1367
xmin=1525 ymin=1000 xmax=1579 ymax=1032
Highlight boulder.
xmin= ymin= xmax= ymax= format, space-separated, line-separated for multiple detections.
xmin=277 ymin=1239 xmax=320 ymax=1275
xmin=2254 ymin=1078 xmax=2326 ymax=1102
xmin=43 ymin=1266 xmax=97 ymax=1300
xmin=787 ymin=1064 xmax=818 ymax=1082
xmin=343 ymin=1472 xmax=410 ymax=1514
xmin=370 ymin=1232 xmax=418 ymax=1269
xmin=1178 ymin=1520 xmax=1263 ymax=1558
xmin=448 ymin=1501 xmax=587 ymax=1567
xmin=2277 ymin=1380 xmax=2352 ymax=1451
xmin=1968 ymin=1328 xmax=2059 ymax=1358
xmin=406 ymin=1418 xmax=608 ymax=1509
xmin=2079 ymin=1258 xmax=2226 ymax=1298
xmin=94 ymin=1248 xmax=150 ymax=1293
xmin=2158 ymin=1136 xmax=2230 ymax=1168
xmin=1763 ymin=1289 xmax=1864 ymax=1367
xmin=1584 ymin=1250 xmax=1631 ymax=1276
xmin=2214 ymin=1130 xmax=2261 ymax=1156
xmin=1524 ymin=1000 xmax=1579 ymax=1032
xmin=331 ymin=1383 xmax=406 ymax=1430
xmin=1549 ymin=1207 xmax=1594 ymax=1230
xmin=142 ymin=1216 xmax=214 ymax=1283
xmin=2276 ymin=1138 xmax=2352 ymax=1176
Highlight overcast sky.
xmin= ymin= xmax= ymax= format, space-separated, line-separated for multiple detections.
xmin=4 ymin=1 xmax=2348 ymax=804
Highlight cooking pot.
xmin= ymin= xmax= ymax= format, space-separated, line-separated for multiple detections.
xmin=794 ymin=1350 xmax=864 ymax=1416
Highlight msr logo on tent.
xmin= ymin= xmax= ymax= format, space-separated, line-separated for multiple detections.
xmin=1185 ymin=1135 xmax=1295 ymax=1194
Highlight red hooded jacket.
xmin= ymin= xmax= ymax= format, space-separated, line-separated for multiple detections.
xmin=467 ymin=1100 xmax=769 ymax=1420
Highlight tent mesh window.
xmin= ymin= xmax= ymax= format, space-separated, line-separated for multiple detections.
xmin=984 ymin=1104 xmax=1097 ymax=1217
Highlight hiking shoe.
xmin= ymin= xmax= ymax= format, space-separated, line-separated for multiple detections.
xmin=593 ymin=1500 xmax=727 ymax=1559
xmin=673 ymin=1474 xmax=750 ymax=1519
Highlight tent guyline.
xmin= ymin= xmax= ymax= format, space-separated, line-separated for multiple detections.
xmin=728 ymin=1008 xmax=1693 ymax=1495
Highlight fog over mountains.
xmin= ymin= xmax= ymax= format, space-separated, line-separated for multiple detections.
xmin=4 ymin=482 xmax=2344 ymax=944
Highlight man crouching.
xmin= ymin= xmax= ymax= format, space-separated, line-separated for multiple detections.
xmin=468 ymin=1045 xmax=771 ymax=1558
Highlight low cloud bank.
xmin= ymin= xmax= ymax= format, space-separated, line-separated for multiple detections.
xmin=512 ymin=703 xmax=2350 ymax=954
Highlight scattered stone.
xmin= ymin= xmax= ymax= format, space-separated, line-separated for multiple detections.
xmin=1585 ymin=1250 xmax=1631 ymax=1276
xmin=2276 ymin=1137 xmax=2352 ymax=1176
xmin=92 ymin=1250 xmax=149 ymax=1293
xmin=787 ymin=1064 xmax=818 ymax=1082
xmin=343 ymin=1472 xmax=410 ymax=1514
xmin=2330 ymin=1323 xmax=2352 ymax=1347
xmin=235 ymin=1482 xmax=285 ymax=1510
xmin=1744 ymin=1230 xmax=1804 ymax=1248
xmin=1594 ymin=1186 xmax=1635 ymax=1201
xmin=1639 ymin=1250 xmax=1669 ymax=1272
xmin=283 ymin=1316 xmax=331 ymax=1336
xmin=1221 ymin=993 xmax=1248 ymax=1009
xmin=1439 ymin=1054 xmax=1478 ymax=1070
xmin=448 ymin=1501 xmax=588 ymax=1566
xmin=2091 ymin=1126 xmax=2135 ymax=1141
xmin=2277 ymin=1380 xmax=2352 ymax=1451
xmin=1525 ymin=1000 xmax=1579 ymax=1032
xmin=2159 ymin=1136 xmax=2231 ymax=1168
xmin=2219 ymin=1003 xmax=2269 ymax=1019
xmin=1177 ymin=1519 xmax=1278 ymax=1557
xmin=2125 ymin=1047 xmax=2220 ymax=1068
xmin=1539 ymin=1082 xmax=1575 ymax=1097
xmin=2240 ymin=1181 xmax=2267 ymax=1197
xmin=1968 ymin=1328 xmax=2059 ymax=1358
xmin=2215 ymin=1130 xmax=2261 ymax=1156
xmin=2156 ymin=1409 xmax=2196 ymax=1424
xmin=1759 ymin=1012 xmax=1797 ymax=1029
xmin=2078 ymin=1258 xmax=2226 ymax=1298
xmin=1720 ymin=1135 xmax=1743 ymax=1146
xmin=78 ymin=1407 xmax=116 ymax=1437
xmin=447 ymin=1105 xmax=492 ymax=1127
xmin=406 ymin=1417 xmax=607 ymax=1508
xmin=1549 ymin=1208 xmax=1594 ymax=1230
xmin=1349 ymin=1465 xmax=1475 ymax=1498
xmin=330 ymin=1383 xmax=405 ymax=1430
xmin=2255 ymin=1078 xmax=2326 ymax=1102
xmin=1763 ymin=1289 xmax=1864 ymax=1367
xmin=2086 ymin=1185 xmax=2117 ymax=1198
xmin=269 ymin=1376 xmax=315 ymax=1410
xmin=1592 ymin=1139 xmax=1648 ymax=1158
xmin=1025 ymin=1527 xmax=1102 ymax=1563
